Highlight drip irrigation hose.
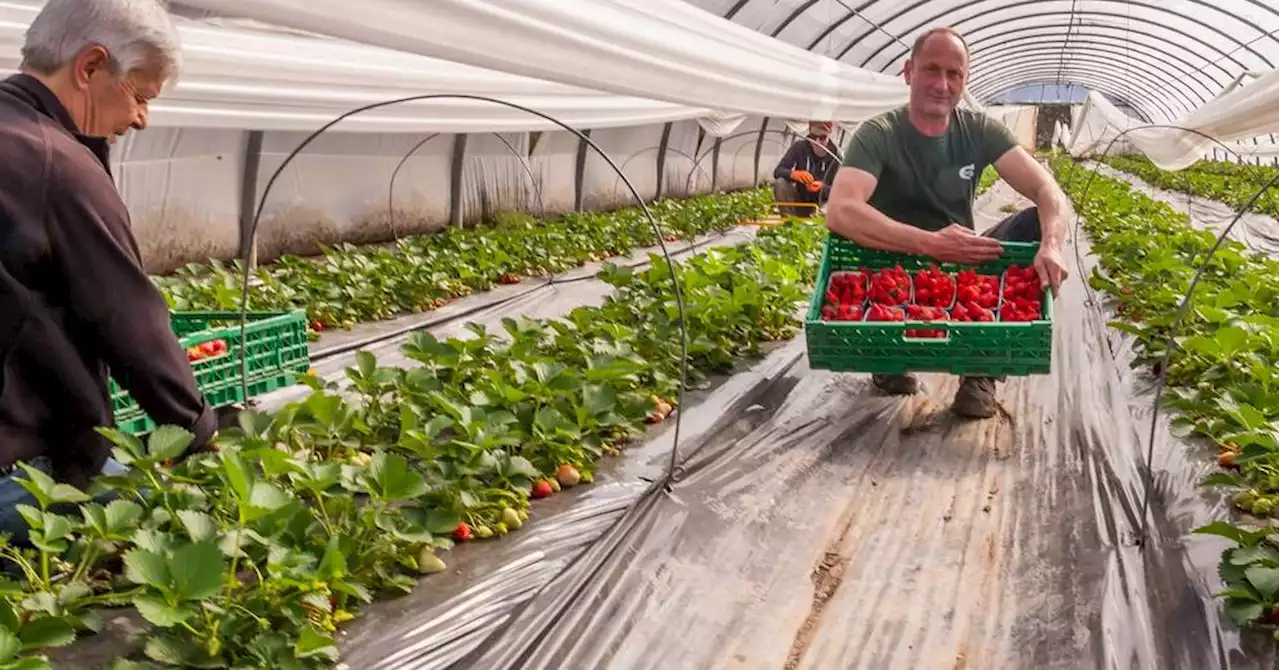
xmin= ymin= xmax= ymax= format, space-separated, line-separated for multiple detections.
xmin=235 ymin=94 xmax=694 ymax=486
xmin=1059 ymin=127 xmax=1278 ymax=544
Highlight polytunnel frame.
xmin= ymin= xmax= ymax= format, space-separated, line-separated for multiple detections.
xmin=1054 ymin=125 xmax=1278 ymax=544
xmin=235 ymin=94 xmax=703 ymax=485
xmin=969 ymin=56 xmax=1197 ymax=117
xmin=968 ymin=50 xmax=1205 ymax=115
xmin=967 ymin=31 xmax=1233 ymax=97
xmin=971 ymin=69 xmax=1167 ymax=121
xmin=842 ymin=1 xmax=1274 ymax=70
xmin=733 ymin=0 xmax=1277 ymax=120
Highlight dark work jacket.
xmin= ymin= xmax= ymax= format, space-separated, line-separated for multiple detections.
xmin=773 ymin=138 xmax=840 ymax=201
xmin=0 ymin=74 xmax=215 ymax=488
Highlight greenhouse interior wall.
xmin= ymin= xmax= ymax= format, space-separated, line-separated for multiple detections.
xmin=112 ymin=117 xmax=795 ymax=273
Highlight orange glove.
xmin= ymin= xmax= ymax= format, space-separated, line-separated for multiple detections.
xmin=807 ymin=180 xmax=823 ymax=193
xmin=790 ymin=169 xmax=814 ymax=185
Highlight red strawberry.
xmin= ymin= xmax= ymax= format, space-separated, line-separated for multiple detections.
xmin=453 ymin=521 xmax=473 ymax=542
xmin=531 ymin=479 xmax=554 ymax=499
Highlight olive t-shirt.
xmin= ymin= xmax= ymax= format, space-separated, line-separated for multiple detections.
xmin=842 ymin=106 xmax=1018 ymax=231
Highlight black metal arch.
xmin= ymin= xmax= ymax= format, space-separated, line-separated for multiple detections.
xmin=972 ymin=65 xmax=1172 ymax=113
xmin=983 ymin=78 xmax=1154 ymax=121
xmin=970 ymin=36 xmax=1224 ymax=102
xmin=789 ymin=0 xmax=1275 ymax=65
xmin=971 ymin=68 xmax=1168 ymax=120
xmin=800 ymin=0 xmax=877 ymax=48
xmin=969 ymin=50 xmax=1202 ymax=114
xmin=844 ymin=2 xmax=1271 ymax=72
xmin=972 ymin=68 xmax=1178 ymax=121
xmin=967 ymin=25 xmax=1237 ymax=86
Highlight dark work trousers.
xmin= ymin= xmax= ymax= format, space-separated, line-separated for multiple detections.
xmin=980 ymin=206 xmax=1041 ymax=243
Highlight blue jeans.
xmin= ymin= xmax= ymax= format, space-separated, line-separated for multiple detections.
xmin=0 ymin=457 xmax=129 ymax=546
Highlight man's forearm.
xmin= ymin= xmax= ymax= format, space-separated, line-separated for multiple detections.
xmin=827 ymin=199 xmax=936 ymax=255
xmin=1033 ymin=183 xmax=1070 ymax=249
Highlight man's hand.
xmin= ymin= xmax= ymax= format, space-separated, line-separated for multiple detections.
xmin=1032 ymin=244 xmax=1069 ymax=295
xmin=923 ymin=224 xmax=1004 ymax=264
xmin=790 ymin=169 xmax=814 ymax=185
xmin=807 ymin=180 xmax=823 ymax=193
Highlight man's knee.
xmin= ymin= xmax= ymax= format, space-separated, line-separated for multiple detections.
xmin=984 ymin=206 xmax=1041 ymax=242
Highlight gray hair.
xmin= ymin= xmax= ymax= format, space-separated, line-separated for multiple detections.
xmin=21 ymin=0 xmax=182 ymax=82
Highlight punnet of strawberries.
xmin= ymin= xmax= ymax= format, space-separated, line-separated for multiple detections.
xmin=819 ymin=261 xmax=1044 ymax=325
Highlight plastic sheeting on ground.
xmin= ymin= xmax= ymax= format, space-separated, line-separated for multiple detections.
xmin=174 ymin=0 xmax=909 ymax=123
xmin=307 ymin=187 xmax=1277 ymax=669
xmin=1066 ymin=71 xmax=1280 ymax=170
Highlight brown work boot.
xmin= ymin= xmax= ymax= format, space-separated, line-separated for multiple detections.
xmin=872 ymin=374 xmax=920 ymax=396
xmin=951 ymin=377 xmax=998 ymax=418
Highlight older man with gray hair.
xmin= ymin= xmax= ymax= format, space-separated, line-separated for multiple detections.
xmin=0 ymin=0 xmax=214 ymax=534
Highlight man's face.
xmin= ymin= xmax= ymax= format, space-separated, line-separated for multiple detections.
xmin=903 ymin=33 xmax=968 ymax=118
xmin=77 ymin=47 xmax=163 ymax=142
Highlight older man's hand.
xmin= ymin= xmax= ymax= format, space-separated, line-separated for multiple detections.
xmin=1032 ymin=243 xmax=1069 ymax=295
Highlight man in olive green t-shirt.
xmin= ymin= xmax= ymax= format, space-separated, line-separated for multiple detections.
xmin=826 ymin=26 xmax=1071 ymax=419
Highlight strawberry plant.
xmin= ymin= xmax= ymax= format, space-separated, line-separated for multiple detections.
xmin=156 ymin=189 xmax=774 ymax=336
xmin=1096 ymin=154 xmax=1279 ymax=218
xmin=1051 ymin=156 xmax=1278 ymax=632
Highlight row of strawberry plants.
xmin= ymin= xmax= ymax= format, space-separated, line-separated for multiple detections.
xmin=156 ymin=189 xmax=774 ymax=334
xmin=1095 ymin=154 xmax=1279 ymax=217
xmin=1049 ymin=156 xmax=1279 ymax=633
xmin=0 ymin=221 xmax=826 ymax=669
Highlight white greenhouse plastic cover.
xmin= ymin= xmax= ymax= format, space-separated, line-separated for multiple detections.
xmin=1066 ymin=70 xmax=1280 ymax=170
xmin=174 ymin=0 xmax=912 ymax=123
xmin=0 ymin=1 xmax=733 ymax=132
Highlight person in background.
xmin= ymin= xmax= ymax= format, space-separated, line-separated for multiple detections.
xmin=825 ymin=26 xmax=1070 ymax=419
xmin=773 ymin=120 xmax=841 ymax=217
xmin=0 ymin=0 xmax=216 ymax=540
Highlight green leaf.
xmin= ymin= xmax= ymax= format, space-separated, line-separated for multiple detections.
xmin=170 ymin=541 xmax=226 ymax=602
xmin=4 ymin=658 xmax=54 ymax=670
xmin=147 ymin=425 xmax=194 ymax=461
xmin=176 ymin=511 xmax=217 ymax=542
xmin=123 ymin=549 xmax=169 ymax=589
xmin=104 ymin=499 xmax=144 ymax=532
xmin=354 ymin=350 xmax=377 ymax=379
xmin=367 ymin=453 xmax=428 ymax=501
xmin=248 ymin=482 xmax=291 ymax=511
xmin=13 ymin=465 xmax=55 ymax=510
xmin=1225 ymin=599 xmax=1265 ymax=625
xmin=220 ymin=451 xmax=254 ymax=503
xmin=1194 ymin=521 xmax=1247 ymax=545
xmin=0 ymin=600 xmax=18 ymax=633
xmin=582 ymin=383 xmax=617 ymax=415
xmin=107 ymin=661 xmax=158 ymax=670
xmin=132 ymin=594 xmax=195 ymax=627
xmin=422 ymin=508 xmax=461 ymax=534
xmin=1245 ymin=565 xmax=1279 ymax=600
xmin=1214 ymin=326 xmax=1248 ymax=356
xmin=0 ymin=627 xmax=18 ymax=661
xmin=293 ymin=628 xmax=338 ymax=660
xmin=17 ymin=616 xmax=75 ymax=650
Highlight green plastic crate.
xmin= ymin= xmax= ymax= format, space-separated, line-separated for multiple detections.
xmin=804 ymin=235 xmax=1053 ymax=376
xmin=110 ymin=310 xmax=311 ymax=435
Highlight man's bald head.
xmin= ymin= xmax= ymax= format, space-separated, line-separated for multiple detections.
xmin=904 ymin=27 xmax=969 ymax=123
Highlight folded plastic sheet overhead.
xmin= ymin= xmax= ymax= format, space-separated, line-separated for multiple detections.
xmin=173 ymin=0 xmax=910 ymax=123
xmin=0 ymin=1 xmax=720 ymax=132
xmin=1066 ymin=71 xmax=1280 ymax=170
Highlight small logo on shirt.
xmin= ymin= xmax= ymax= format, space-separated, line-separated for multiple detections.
xmin=958 ymin=164 xmax=976 ymax=180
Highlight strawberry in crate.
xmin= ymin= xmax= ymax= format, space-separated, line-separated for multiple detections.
xmin=912 ymin=265 xmax=955 ymax=307
xmin=905 ymin=304 xmax=948 ymax=338
xmin=868 ymin=265 xmax=910 ymax=305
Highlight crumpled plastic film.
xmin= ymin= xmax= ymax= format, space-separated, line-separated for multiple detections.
xmin=323 ymin=191 xmax=1275 ymax=670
